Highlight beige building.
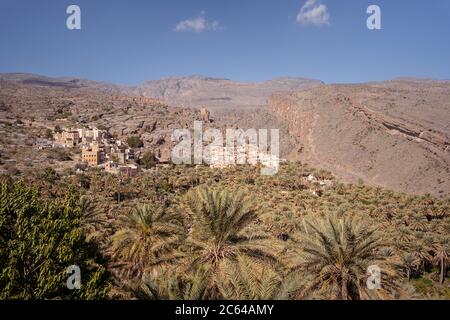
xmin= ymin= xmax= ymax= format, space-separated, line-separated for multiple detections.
xmin=82 ymin=145 xmax=101 ymax=167
xmin=77 ymin=127 xmax=106 ymax=143
xmin=54 ymin=130 xmax=80 ymax=147
xmin=105 ymin=161 xmax=139 ymax=178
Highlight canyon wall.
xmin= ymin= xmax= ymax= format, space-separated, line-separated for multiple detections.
xmin=268 ymin=82 xmax=450 ymax=196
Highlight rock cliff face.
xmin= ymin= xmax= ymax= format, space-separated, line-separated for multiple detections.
xmin=268 ymin=81 xmax=450 ymax=196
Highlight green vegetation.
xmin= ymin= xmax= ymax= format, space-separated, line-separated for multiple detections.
xmin=45 ymin=128 xmax=54 ymax=140
xmin=111 ymin=204 xmax=184 ymax=277
xmin=179 ymin=188 xmax=279 ymax=298
xmin=0 ymin=180 xmax=110 ymax=299
xmin=1 ymin=162 xmax=449 ymax=300
xmin=126 ymin=136 xmax=144 ymax=149
xmin=139 ymin=151 xmax=158 ymax=169
xmin=291 ymin=215 xmax=401 ymax=299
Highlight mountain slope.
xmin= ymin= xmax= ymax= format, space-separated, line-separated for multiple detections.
xmin=268 ymin=80 xmax=450 ymax=196
xmin=0 ymin=73 xmax=130 ymax=94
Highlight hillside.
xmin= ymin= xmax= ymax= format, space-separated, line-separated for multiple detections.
xmin=0 ymin=80 xmax=201 ymax=174
xmin=268 ymin=79 xmax=450 ymax=196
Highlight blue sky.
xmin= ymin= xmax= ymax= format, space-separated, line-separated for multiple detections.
xmin=0 ymin=0 xmax=449 ymax=84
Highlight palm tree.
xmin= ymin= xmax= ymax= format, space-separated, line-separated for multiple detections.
xmin=408 ymin=213 xmax=429 ymax=232
xmin=431 ymin=237 xmax=449 ymax=284
xmin=395 ymin=226 xmax=414 ymax=244
xmin=216 ymin=256 xmax=299 ymax=300
xmin=128 ymin=268 xmax=211 ymax=300
xmin=78 ymin=196 xmax=106 ymax=241
xmin=399 ymin=253 xmax=420 ymax=280
xmin=180 ymin=187 xmax=279 ymax=294
xmin=111 ymin=204 xmax=184 ymax=277
xmin=291 ymin=214 xmax=401 ymax=300
xmin=408 ymin=241 xmax=432 ymax=273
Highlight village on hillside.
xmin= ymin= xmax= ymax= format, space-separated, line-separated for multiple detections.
xmin=32 ymin=123 xmax=284 ymax=178
xmin=35 ymin=126 xmax=142 ymax=177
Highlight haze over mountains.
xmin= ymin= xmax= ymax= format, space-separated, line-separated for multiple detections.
xmin=0 ymin=72 xmax=449 ymax=196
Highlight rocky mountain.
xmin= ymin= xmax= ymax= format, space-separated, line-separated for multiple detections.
xmin=0 ymin=73 xmax=323 ymax=114
xmin=268 ymin=79 xmax=450 ymax=196
xmin=0 ymin=73 xmax=129 ymax=94
xmin=133 ymin=75 xmax=323 ymax=114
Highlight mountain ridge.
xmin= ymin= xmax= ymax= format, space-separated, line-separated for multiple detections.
xmin=0 ymin=72 xmax=324 ymax=113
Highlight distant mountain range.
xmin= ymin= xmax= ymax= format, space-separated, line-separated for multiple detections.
xmin=0 ymin=73 xmax=129 ymax=94
xmin=132 ymin=75 xmax=323 ymax=112
xmin=0 ymin=73 xmax=323 ymax=112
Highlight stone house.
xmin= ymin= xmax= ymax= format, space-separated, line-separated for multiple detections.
xmin=54 ymin=130 xmax=80 ymax=148
xmin=82 ymin=145 xmax=101 ymax=167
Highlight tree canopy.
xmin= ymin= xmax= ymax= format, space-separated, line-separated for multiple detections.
xmin=0 ymin=179 xmax=110 ymax=299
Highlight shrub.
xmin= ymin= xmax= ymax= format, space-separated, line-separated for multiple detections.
xmin=126 ymin=136 xmax=144 ymax=149
xmin=39 ymin=167 xmax=59 ymax=183
xmin=45 ymin=129 xmax=54 ymax=140
xmin=139 ymin=151 xmax=157 ymax=169
xmin=0 ymin=180 xmax=110 ymax=299
xmin=54 ymin=125 xmax=63 ymax=133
